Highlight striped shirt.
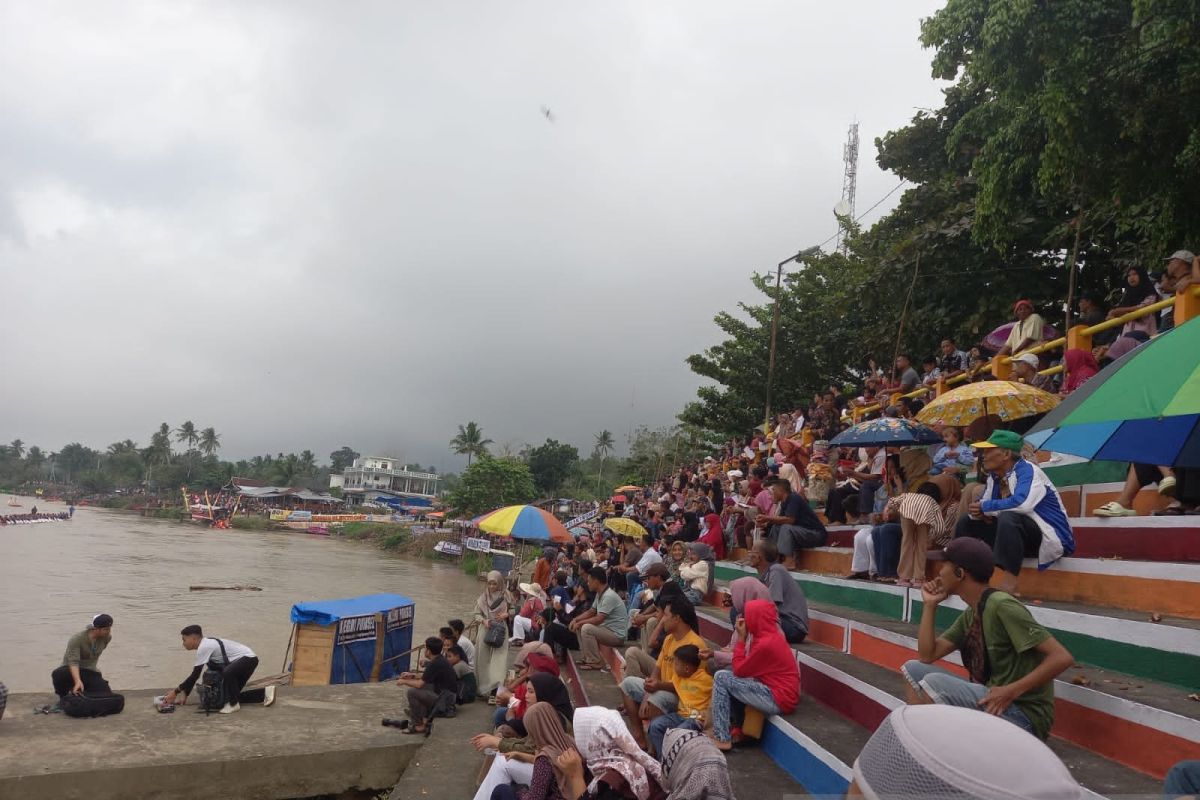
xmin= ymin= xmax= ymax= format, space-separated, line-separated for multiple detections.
xmin=886 ymin=493 xmax=947 ymax=542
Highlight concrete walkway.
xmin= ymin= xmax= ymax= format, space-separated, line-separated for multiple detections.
xmin=0 ymin=685 xmax=422 ymax=800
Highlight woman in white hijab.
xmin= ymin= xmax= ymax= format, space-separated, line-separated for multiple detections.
xmin=572 ymin=706 xmax=664 ymax=800
xmin=473 ymin=570 xmax=513 ymax=697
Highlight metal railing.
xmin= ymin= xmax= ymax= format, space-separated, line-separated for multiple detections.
xmin=851 ymin=286 xmax=1198 ymax=419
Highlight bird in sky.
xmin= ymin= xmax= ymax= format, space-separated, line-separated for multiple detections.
xmin=540 ymin=106 xmax=555 ymax=123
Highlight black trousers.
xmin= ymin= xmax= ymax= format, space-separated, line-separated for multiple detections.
xmin=407 ymin=687 xmax=440 ymax=723
xmin=953 ymin=512 xmax=1041 ymax=576
xmin=779 ymin=615 xmax=808 ymax=645
xmin=223 ymin=656 xmax=266 ymax=705
xmin=543 ymin=621 xmax=580 ymax=653
xmin=51 ymin=666 xmax=110 ymax=697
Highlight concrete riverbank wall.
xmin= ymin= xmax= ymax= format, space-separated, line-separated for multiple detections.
xmin=0 ymin=685 xmax=421 ymax=800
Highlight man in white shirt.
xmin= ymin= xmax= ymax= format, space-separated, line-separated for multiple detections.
xmin=1000 ymin=299 xmax=1046 ymax=356
xmin=449 ymin=619 xmax=475 ymax=669
xmin=162 ymin=625 xmax=275 ymax=714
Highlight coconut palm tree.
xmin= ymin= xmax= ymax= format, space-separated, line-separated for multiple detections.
xmin=199 ymin=427 xmax=221 ymax=456
xmin=151 ymin=423 xmax=173 ymax=464
xmin=450 ymin=422 xmax=493 ymax=467
xmin=175 ymin=421 xmax=199 ymax=450
xmin=594 ymin=429 xmax=614 ymax=491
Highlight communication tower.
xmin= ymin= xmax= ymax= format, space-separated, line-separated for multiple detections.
xmin=835 ymin=122 xmax=859 ymax=255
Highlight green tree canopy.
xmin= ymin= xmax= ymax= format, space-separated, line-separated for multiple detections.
xmin=525 ymin=438 xmax=579 ymax=496
xmin=450 ymin=421 xmax=494 ymax=466
xmin=447 ymin=455 xmax=536 ymax=516
xmin=329 ymin=446 xmax=360 ymax=472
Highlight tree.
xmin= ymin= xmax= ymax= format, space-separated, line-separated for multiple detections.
xmin=150 ymin=423 xmax=173 ymax=465
xmin=57 ymin=443 xmax=100 ymax=484
xmin=526 ymin=439 xmax=579 ymax=497
xmin=25 ymin=446 xmax=44 ymax=468
xmin=297 ymin=450 xmax=318 ymax=475
xmin=450 ymin=422 xmax=494 ymax=466
xmin=175 ymin=421 xmax=199 ymax=450
xmin=9 ymin=439 xmax=24 ymax=459
xmin=447 ymin=455 xmax=536 ymax=517
xmin=330 ymin=446 xmax=360 ymax=472
xmin=199 ymin=428 xmax=221 ymax=456
xmin=592 ymin=430 xmax=614 ymax=491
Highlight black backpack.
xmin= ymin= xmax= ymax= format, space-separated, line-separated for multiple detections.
xmin=197 ymin=638 xmax=230 ymax=713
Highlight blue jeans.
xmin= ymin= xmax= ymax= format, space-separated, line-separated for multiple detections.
xmin=1165 ymin=760 xmax=1200 ymax=797
xmin=710 ymin=669 xmax=780 ymax=742
xmin=647 ymin=712 xmax=702 ymax=756
xmin=626 ymin=576 xmax=643 ymax=612
xmin=900 ymin=660 xmax=1035 ymax=735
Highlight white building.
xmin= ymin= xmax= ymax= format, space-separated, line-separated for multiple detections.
xmin=334 ymin=456 xmax=441 ymax=507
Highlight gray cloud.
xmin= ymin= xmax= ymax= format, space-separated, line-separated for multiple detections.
xmin=0 ymin=0 xmax=946 ymax=471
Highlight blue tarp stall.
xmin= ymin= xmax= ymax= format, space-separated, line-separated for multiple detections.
xmin=289 ymin=593 xmax=415 ymax=686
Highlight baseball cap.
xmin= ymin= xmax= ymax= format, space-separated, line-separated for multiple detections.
xmin=942 ymin=537 xmax=996 ymax=583
xmin=1165 ymin=250 xmax=1195 ymax=263
xmin=972 ymin=429 xmax=1023 ymax=453
xmin=1014 ymin=352 xmax=1040 ymax=369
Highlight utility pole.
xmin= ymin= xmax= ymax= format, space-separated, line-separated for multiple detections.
xmin=766 ymin=246 xmax=822 ymax=427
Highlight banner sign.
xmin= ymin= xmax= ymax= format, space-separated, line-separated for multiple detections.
xmin=434 ymin=540 xmax=463 ymax=557
xmin=465 ymin=537 xmax=492 ymax=553
xmin=563 ymin=509 xmax=599 ymax=529
xmin=335 ymin=605 xmax=414 ymax=645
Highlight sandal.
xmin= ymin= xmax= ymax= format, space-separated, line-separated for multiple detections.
xmin=1153 ymin=506 xmax=1186 ymax=516
xmin=577 ymin=662 xmax=605 ymax=671
xmin=1095 ymin=501 xmax=1137 ymax=517
xmin=1159 ymin=476 xmax=1177 ymax=497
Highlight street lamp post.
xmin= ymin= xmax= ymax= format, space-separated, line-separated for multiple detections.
xmin=765 ymin=246 xmax=822 ymax=428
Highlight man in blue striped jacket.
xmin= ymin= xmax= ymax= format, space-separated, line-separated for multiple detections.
xmin=954 ymin=430 xmax=1075 ymax=593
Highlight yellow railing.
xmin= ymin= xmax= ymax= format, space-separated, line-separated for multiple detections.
xmin=850 ymin=286 xmax=1200 ymax=420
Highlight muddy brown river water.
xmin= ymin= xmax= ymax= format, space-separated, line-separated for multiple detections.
xmin=0 ymin=497 xmax=484 ymax=692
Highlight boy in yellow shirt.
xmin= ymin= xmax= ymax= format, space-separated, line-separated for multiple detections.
xmin=647 ymin=644 xmax=714 ymax=756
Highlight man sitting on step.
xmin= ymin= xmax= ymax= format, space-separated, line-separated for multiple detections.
xmin=617 ymin=596 xmax=706 ymax=750
xmin=953 ymin=430 xmax=1074 ymax=594
xmin=902 ymin=538 xmax=1074 ymax=740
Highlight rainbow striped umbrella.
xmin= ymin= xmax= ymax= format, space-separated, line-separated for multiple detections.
xmin=1027 ymin=319 xmax=1200 ymax=466
xmin=476 ymin=505 xmax=573 ymax=543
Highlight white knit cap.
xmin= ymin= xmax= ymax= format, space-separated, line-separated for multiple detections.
xmin=852 ymin=705 xmax=1082 ymax=800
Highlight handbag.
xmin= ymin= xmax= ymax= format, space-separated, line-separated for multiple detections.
xmin=483 ymin=595 xmax=507 ymax=648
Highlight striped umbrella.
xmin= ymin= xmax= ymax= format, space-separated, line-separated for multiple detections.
xmin=476 ymin=504 xmax=573 ymax=543
xmin=1027 ymin=319 xmax=1200 ymax=466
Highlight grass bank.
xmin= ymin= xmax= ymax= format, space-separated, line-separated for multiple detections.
xmin=231 ymin=515 xmax=272 ymax=531
xmin=330 ymin=521 xmax=482 ymax=573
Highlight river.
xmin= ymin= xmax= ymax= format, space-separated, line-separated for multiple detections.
xmin=0 ymin=497 xmax=485 ymax=692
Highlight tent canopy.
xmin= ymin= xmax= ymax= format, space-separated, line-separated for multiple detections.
xmin=290 ymin=593 xmax=414 ymax=626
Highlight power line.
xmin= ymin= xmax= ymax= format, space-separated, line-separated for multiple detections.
xmin=810 ymin=179 xmax=910 ymax=252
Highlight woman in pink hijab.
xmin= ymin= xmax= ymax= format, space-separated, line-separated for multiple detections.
xmin=1062 ymin=348 xmax=1100 ymax=394
xmin=703 ymin=577 xmax=772 ymax=669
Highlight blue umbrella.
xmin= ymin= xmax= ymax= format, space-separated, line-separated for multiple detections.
xmin=830 ymin=417 xmax=945 ymax=447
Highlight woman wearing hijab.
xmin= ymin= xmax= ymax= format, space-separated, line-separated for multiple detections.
xmin=1062 ymin=348 xmax=1100 ymax=394
xmin=494 ymin=652 xmax=562 ymax=732
xmin=499 ymin=672 xmax=573 ymax=739
xmin=1109 ymin=265 xmax=1159 ymax=337
xmin=705 ymin=577 xmax=771 ymax=670
xmin=660 ymin=729 xmax=734 ymax=800
xmin=678 ymin=512 xmax=700 ymax=543
xmin=479 ymin=702 xmax=580 ymax=800
xmin=710 ymin=599 xmax=800 ymax=752
xmin=572 ymin=706 xmax=666 ymax=800
xmin=697 ymin=511 xmax=726 ymax=560
xmin=475 ymin=571 xmax=514 ymax=697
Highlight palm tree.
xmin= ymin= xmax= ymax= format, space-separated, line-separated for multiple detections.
xmin=297 ymin=450 xmax=317 ymax=475
xmin=275 ymin=453 xmax=300 ymax=486
xmin=450 ymin=422 xmax=493 ymax=467
xmin=151 ymin=423 xmax=173 ymax=464
xmin=175 ymin=421 xmax=199 ymax=450
xmin=199 ymin=427 xmax=221 ymax=456
xmin=108 ymin=439 xmax=138 ymax=455
xmin=594 ymin=429 xmax=614 ymax=491
xmin=9 ymin=439 xmax=24 ymax=459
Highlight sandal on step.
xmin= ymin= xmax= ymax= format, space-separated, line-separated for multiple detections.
xmin=1095 ymin=501 xmax=1137 ymax=517
xmin=1159 ymin=476 xmax=1177 ymax=496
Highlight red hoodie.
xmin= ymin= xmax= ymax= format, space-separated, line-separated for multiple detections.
xmin=733 ymin=599 xmax=800 ymax=713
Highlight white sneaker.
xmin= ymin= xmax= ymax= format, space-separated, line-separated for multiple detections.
xmin=263 ymin=686 xmax=276 ymax=707
xmin=218 ymin=702 xmax=241 ymax=714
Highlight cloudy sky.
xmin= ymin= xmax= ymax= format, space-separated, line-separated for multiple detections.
xmin=0 ymin=1 xmax=945 ymax=471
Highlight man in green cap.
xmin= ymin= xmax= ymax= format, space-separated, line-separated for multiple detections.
xmin=953 ymin=430 xmax=1074 ymax=593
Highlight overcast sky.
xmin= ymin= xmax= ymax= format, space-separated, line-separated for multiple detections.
xmin=0 ymin=1 xmax=946 ymax=472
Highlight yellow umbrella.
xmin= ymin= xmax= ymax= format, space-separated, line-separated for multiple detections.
xmin=916 ymin=380 xmax=1060 ymax=427
xmin=603 ymin=517 xmax=648 ymax=539
xmin=613 ymin=484 xmax=642 ymax=493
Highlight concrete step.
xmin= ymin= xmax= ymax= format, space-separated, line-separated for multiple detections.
xmin=698 ymin=587 xmax=1200 ymax=781
xmin=821 ymin=516 xmax=1200 ymax=563
xmin=720 ymin=547 xmax=1200 ymax=620
xmin=739 ymin=563 xmax=1200 ymax=691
